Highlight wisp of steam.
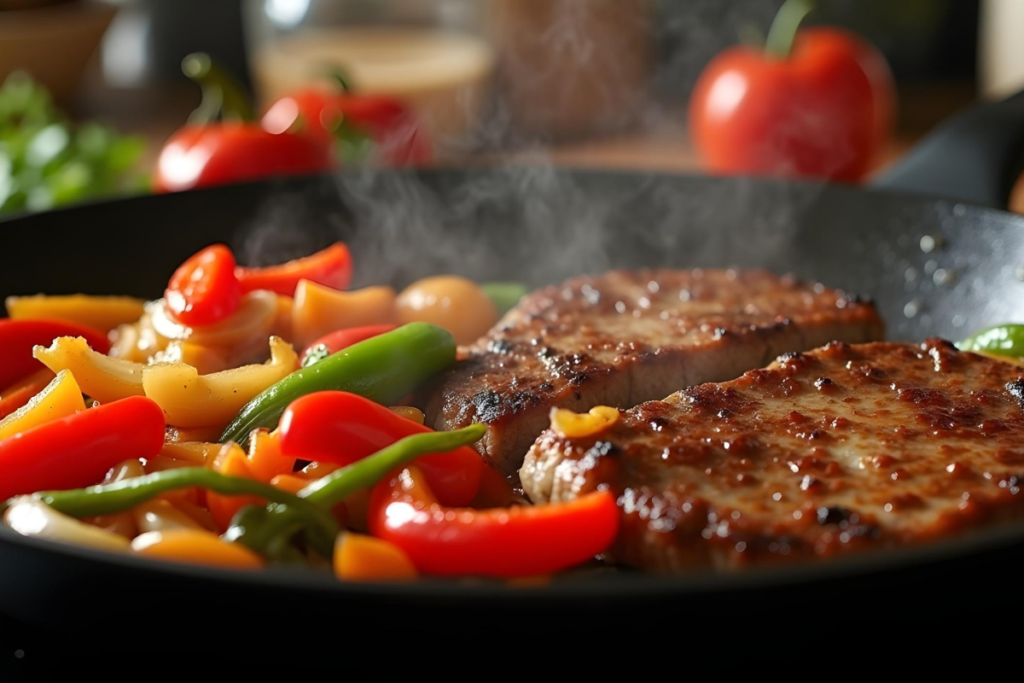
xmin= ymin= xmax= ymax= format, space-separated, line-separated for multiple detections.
xmin=231 ymin=1 xmax=1018 ymax=342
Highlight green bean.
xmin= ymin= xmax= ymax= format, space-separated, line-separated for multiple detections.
xmin=299 ymin=423 xmax=487 ymax=508
xmin=220 ymin=323 xmax=456 ymax=446
xmin=224 ymin=424 xmax=487 ymax=556
xmin=36 ymin=468 xmax=337 ymax=540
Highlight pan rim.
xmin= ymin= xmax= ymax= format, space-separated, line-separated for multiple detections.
xmin=2 ymin=167 xmax=1024 ymax=604
xmin=3 ymin=516 xmax=1024 ymax=601
xmin=2 ymin=166 xmax=1023 ymax=229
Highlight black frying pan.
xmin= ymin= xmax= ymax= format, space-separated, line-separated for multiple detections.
xmin=2 ymin=93 xmax=1024 ymax=671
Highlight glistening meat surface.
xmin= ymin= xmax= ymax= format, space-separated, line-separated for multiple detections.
xmin=522 ymin=340 xmax=1024 ymax=571
xmin=423 ymin=269 xmax=884 ymax=476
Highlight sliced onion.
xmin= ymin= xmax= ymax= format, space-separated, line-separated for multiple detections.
xmin=103 ymin=459 xmax=146 ymax=484
xmin=5 ymin=497 xmax=129 ymax=552
xmin=151 ymin=291 xmax=277 ymax=348
xmin=134 ymin=499 xmax=203 ymax=534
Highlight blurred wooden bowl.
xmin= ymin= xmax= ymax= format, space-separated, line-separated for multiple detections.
xmin=0 ymin=0 xmax=117 ymax=104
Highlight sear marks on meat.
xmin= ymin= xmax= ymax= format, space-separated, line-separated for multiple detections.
xmin=522 ymin=340 xmax=1024 ymax=572
xmin=423 ymin=269 xmax=884 ymax=476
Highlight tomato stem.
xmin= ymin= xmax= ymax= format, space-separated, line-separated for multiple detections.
xmin=182 ymin=52 xmax=255 ymax=124
xmin=323 ymin=65 xmax=354 ymax=94
xmin=765 ymin=0 xmax=815 ymax=59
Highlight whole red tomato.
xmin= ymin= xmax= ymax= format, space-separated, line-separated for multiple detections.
xmin=689 ymin=26 xmax=895 ymax=182
xmin=263 ymin=89 xmax=433 ymax=167
xmin=154 ymin=124 xmax=333 ymax=193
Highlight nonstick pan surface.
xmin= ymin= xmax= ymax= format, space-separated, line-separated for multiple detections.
xmin=2 ymin=93 xmax=1024 ymax=667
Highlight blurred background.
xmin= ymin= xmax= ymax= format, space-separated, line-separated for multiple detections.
xmin=3 ymin=0 xmax=1023 ymax=214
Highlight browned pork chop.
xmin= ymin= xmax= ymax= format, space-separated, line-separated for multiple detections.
xmin=522 ymin=340 xmax=1024 ymax=572
xmin=424 ymin=269 xmax=884 ymax=476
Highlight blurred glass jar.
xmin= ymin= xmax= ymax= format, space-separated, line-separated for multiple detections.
xmin=243 ymin=0 xmax=496 ymax=153
xmin=491 ymin=0 xmax=654 ymax=142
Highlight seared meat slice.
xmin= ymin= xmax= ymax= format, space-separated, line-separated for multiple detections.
xmin=424 ymin=269 xmax=884 ymax=476
xmin=522 ymin=340 xmax=1024 ymax=572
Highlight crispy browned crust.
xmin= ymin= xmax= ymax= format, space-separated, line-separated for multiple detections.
xmin=522 ymin=340 xmax=1024 ymax=572
xmin=423 ymin=269 xmax=884 ymax=475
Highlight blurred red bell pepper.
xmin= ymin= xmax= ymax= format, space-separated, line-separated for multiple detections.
xmin=236 ymin=242 xmax=354 ymax=297
xmin=0 ymin=396 xmax=165 ymax=500
xmin=262 ymin=70 xmax=432 ymax=167
xmin=299 ymin=323 xmax=397 ymax=367
xmin=154 ymin=53 xmax=332 ymax=194
xmin=0 ymin=319 xmax=110 ymax=389
xmin=688 ymin=0 xmax=895 ymax=182
xmin=165 ymin=244 xmax=241 ymax=326
xmin=278 ymin=391 xmax=483 ymax=506
xmin=369 ymin=465 xmax=619 ymax=578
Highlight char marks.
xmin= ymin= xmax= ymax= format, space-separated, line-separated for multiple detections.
xmin=425 ymin=268 xmax=885 ymax=476
xmin=522 ymin=340 xmax=1024 ymax=572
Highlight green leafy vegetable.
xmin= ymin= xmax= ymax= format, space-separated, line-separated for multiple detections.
xmin=0 ymin=72 xmax=147 ymax=215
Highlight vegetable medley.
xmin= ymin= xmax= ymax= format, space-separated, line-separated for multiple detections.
xmin=0 ymin=243 xmax=621 ymax=582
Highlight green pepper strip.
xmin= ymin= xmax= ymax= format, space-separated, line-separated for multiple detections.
xmin=224 ymin=424 xmax=487 ymax=555
xmin=34 ymin=468 xmax=339 ymax=558
xmin=300 ymin=423 xmax=487 ymax=507
xmin=957 ymin=324 xmax=1024 ymax=359
xmin=220 ymin=323 xmax=456 ymax=447
xmin=36 ymin=468 xmax=336 ymax=534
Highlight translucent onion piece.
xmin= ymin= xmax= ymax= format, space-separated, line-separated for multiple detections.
xmin=150 ymin=291 xmax=277 ymax=347
xmin=5 ymin=497 xmax=130 ymax=551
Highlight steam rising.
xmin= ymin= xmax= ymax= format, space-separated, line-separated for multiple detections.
xmin=235 ymin=1 xmax=836 ymax=290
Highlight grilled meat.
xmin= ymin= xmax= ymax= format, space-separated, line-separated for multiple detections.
xmin=522 ymin=339 xmax=1024 ymax=571
xmin=424 ymin=269 xmax=884 ymax=475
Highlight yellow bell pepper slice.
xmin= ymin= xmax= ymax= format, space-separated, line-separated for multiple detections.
xmin=34 ymin=336 xmax=147 ymax=403
xmin=6 ymin=294 xmax=145 ymax=332
xmin=291 ymin=280 xmax=397 ymax=347
xmin=141 ymin=336 xmax=298 ymax=428
xmin=0 ymin=369 xmax=86 ymax=441
xmin=549 ymin=405 xmax=620 ymax=439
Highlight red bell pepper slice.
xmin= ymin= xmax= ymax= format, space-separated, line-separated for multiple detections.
xmin=278 ymin=391 xmax=484 ymax=506
xmin=0 ymin=396 xmax=166 ymax=500
xmin=369 ymin=465 xmax=620 ymax=578
xmin=165 ymin=244 xmax=241 ymax=326
xmin=0 ymin=319 xmax=110 ymax=389
xmin=299 ymin=323 xmax=396 ymax=366
xmin=236 ymin=243 xmax=353 ymax=297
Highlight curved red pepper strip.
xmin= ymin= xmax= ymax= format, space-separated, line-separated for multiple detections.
xmin=299 ymin=323 xmax=396 ymax=365
xmin=0 ymin=319 xmax=110 ymax=389
xmin=278 ymin=391 xmax=483 ymax=506
xmin=369 ymin=466 xmax=620 ymax=578
xmin=237 ymin=243 xmax=353 ymax=297
xmin=0 ymin=396 xmax=166 ymax=500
